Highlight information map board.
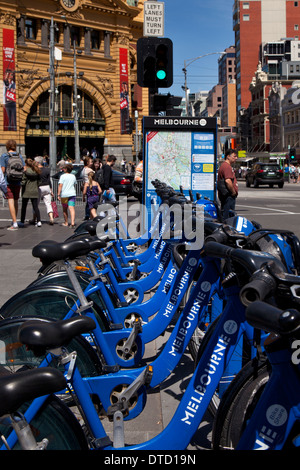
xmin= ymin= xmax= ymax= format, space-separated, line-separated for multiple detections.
xmin=142 ymin=116 xmax=217 ymax=227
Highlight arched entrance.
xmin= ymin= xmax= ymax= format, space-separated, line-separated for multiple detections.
xmin=25 ymin=85 xmax=105 ymax=160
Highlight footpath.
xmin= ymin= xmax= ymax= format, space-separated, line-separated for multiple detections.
xmin=0 ymin=199 xmax=212 ymax=451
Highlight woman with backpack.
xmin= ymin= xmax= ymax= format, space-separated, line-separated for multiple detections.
xmin=19 ymin=158 xmax=42 ymax=227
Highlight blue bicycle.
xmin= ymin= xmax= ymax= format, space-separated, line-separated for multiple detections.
xmin=0 ymin=242 xmax=293 ymax=450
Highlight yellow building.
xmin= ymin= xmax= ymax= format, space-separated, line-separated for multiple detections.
xmin=0 ymin=0 xmax=148 ymax=165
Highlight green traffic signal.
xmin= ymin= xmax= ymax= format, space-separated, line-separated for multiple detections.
xmin=156 ymin=69 xmax=167 ymax=80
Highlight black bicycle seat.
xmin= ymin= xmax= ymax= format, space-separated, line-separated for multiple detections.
xmin=32 ymin=239 xmax=91 ymax=262
xmin=0 ymin=367 xmax=66 ymax=416
xmin=18 ymin=316 xmax=96 ymax=351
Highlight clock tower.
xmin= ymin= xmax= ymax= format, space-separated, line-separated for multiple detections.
xmin=60 ymin=0 xmax=79 ymax=12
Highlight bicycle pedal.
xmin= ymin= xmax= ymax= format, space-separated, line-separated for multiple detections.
xmin=107 ymin=402 xmax=129 ymax=421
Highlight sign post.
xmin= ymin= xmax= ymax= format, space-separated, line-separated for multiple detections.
xmin=143 ymin=1 xmax=165 ymax=37
xmin=142 ymin=116 xmax=217 ymax=230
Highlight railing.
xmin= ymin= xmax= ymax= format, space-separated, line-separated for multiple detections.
xmin=51 ymin=178 xmax=85 ymax=206
xmin=1 ymin=178 xmax=85 ymax=208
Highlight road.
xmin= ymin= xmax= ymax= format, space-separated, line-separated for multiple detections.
xmin=235 ymin=179 xmax=300 ymax=238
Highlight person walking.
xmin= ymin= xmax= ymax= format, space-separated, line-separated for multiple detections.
xmin=34 ymin=156 xmax=54 ymax=225
xmin=0 ymin=167 xmax=7 ymax=197
xmin=0 ymin=139 xmax=25 ymax=230
xmin=19 ymin=158 xmax=42 ymax=227
xmin=81 ymin=156 xmax=94 ymax=220
xmin=82 ymin=171 xmax=102 ymax=219
xmin=217 ymin=148 xmax=238 ymax=221
xmin=57 ymin=163 xmax=76 ymax=227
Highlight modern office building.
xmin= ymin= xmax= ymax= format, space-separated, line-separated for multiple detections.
xmin=233 ymin=0 xmax=300 ymax=114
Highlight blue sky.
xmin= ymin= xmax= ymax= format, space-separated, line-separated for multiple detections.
xmin=162 ymin=0 xmax=235 ymax=97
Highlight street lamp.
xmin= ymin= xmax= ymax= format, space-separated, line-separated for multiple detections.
xmin=49 ymin=17 xmax=56 ymax=176
xmin=73 ymin=44 xmax=82 ymax=163
xmin=62 ymin=15 xmax=83 ymax=163
xmin=182 ymin=51 xmax=225 ymax=115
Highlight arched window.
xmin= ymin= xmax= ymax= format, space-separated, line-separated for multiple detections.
xmin=27 ymin=86 xmax=104 ymax=123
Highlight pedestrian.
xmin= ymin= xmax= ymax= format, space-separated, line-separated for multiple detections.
xmin=31 ymin=156 xmax=54 ymax=225
xmin=91 ymin=146 xmax=99 ymax=160
xmin=121 ymin=157 xmax=127 ymax=173
xmin=92 ymin=158 xmax=104 ymax=189
xmin=0 ymin=139 xmax=25 ymax=230
xmin=82 ymin=171 xmax=102 ymax=219
xmin=134 ymin=151 xmax=143 ymax=183
xmin=217 ymin=148 xmax=238 ymax=221
xmin=57 ymin=156 xmax=66 ymax=169
xmin=57 ymin=164 xmax=76 ymax=227
xmin=297 ymin=164 xmax=300 ymax=183
xmin=290 ymin=163 xmax=296 ymax=183
xmin=102 ymin=154 xmax=117 ymax=203
xmin=19 ymin=158 xmax=42 ymax=227
xmin=0 ymin=167 xmax=7 ymax=197
xmin=81 ymin=156 xmax=94 ymax=220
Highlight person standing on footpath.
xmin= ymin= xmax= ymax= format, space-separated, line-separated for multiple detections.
xmin=19 ymin=158 xmax=42 ymax=227
xmin=0 ymin=139 xmax=25 ymax=230
xmin=217 ymin=148 xmax=238 ymax=221
xmin=102 ymin=155 xmax=117 ymax=202
xmin=57 ymin=164 xmax=76 ymax=228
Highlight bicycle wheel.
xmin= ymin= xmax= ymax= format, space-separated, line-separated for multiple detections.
xmin=0 ymin=317 xmax=103 ymax=377
xmin=0 ymin=285 xmax=109 ymax=332
xmin=0 ymin=395 xmax=88 ymax=450
xmin=212 ymin=357 xmax=270 ymax=450
xmin=194 ymin=316 xmax=252 ymax=416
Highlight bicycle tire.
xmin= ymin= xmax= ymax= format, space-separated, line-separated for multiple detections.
xmin=211 ymin=356 xmax=270 ymax=450
xmin=0 ymin=316 xmax=103 ymax=378
xmin=0 ymin=285 xmax=109 ymax=332
xmin=0 ymin=395 xmax=88 ymax=450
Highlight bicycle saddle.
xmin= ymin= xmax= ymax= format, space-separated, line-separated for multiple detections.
xmin=72 ymin=235 xmax=108 ymax=252
xmin=18 ymin=316 xmax=96 ymax=351
xmin=0 ymin=367 xmax=66 ymax=416
xmin=32 ymin=239 xmax=92 ymax=262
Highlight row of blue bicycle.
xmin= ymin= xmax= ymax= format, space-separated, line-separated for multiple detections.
xmin=0 ymin=179 xmax=300 ymax=450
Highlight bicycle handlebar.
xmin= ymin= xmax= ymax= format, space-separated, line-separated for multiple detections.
xmin=246 ymin=300 xmax=300 ymax=336
xmin=204 ymin=240 xmax=235 ymax=259
xmin=239 ymin=269 xmax=277 ymax=306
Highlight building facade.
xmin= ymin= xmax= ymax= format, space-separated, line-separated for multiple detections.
xmin=282 ymin=81 xmax=300 ymax=158
xmin=233 ymin=0 xmax=300 ymax=114
xmin=0 ymin=0 xmax=148 ymax=164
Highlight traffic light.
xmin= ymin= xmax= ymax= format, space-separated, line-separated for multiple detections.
xmin=125 ymin=117 xmax=133 ymax=134
xmin=152 ymin=93 xmax=182 ymax=115
xmin=137 ymin=37 xmax=173 ymax=88
xmin=289 ymin=147 xmax=296 ymax=161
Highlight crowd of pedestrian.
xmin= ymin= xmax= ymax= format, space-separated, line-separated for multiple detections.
xmin=0 ymin=140 xmax=126 ymax=230
xmin=288 ymin=163 xmax=300 ymax=183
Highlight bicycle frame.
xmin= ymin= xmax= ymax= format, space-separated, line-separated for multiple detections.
xmin=2 ymin=273 xmax=269 ymax=450
xmin=236 ymin=337 xmax=300 ymax=450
